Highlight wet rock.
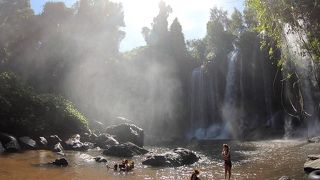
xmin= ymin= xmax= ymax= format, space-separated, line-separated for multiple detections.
xmin=63 ymin=134 xmax=90 ymax=151
xmin=51 ymin=158 xmax=68 ymax=166
xmin=304 ymin=154 xmax=320 ymax=173
xmin=52 ymin=142 xmax=64 ymax=153
xmin=81 ymin=133 xmax=92 ymax=142
xmin=47 ymin=135 xmax=62 ymax=148
xmin=94 ymin=156 xmax=108 ymax=163
xmin=110 ymin=117 xmax=134 ymax=125
xmin=308 ymin=137 xmax=320 ymax=143
xmin=0 ymin=132 xmax=21 ymax=152
xmin=142 ymin=148 xmax=199 ymax=167
xmin=84 ymin=142 xmax=94 ymax=149
xmin=37 ymin=137 xmax=48 ymax=149
xmin=106 ymin=123 xmax=144 ymax=147
xmin=279 ymin=176 xmax=291 ymax=180
xmin=19 ymin=136 xmax=38 ymax=150
xmin=95 ymin=133 xmax=119 ymax=149
xmin=90 ymin=120 xmax=106 ymax=134
xmin=308 ymin=170 xmax=320 ymax=180
xmin=102 ymin=142 xmax=148 ymax=157
xmin=308 ymin=155 xmax=320 ymax=161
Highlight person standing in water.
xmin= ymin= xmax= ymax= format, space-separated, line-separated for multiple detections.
xmin=191 ymin=169 xmax=200 ymax=180
xmin=222 ymin=144 xmax=232 ymax=180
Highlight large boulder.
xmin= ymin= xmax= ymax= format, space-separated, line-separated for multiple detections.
xmin=304 ymin=154 xmax=320 ymax=173
xmin=308 ymin=137 xmax=320 ymax=143
xmin=47 ymin=135 xmax=62 ymax=148
xmin=102 ymin=142 xmax=148 ymax=157
xmin=95 ymin=133 xmax=119 ymax=149
xmin=52 ymin=142 xmax=64 ymax=153
xmin=0 ymin=133 xmax=21 ymax=152
xmin=106 ymin=123 xmax=144 ymax=147
xmin=63 ymin=134 xmax=90 ymax=151
xmin=308 ymin=170 xmax=320 ymax=180
xmin=108 ymin=117 xmax=134 ymax=125
xmin=36 ymin=137 xmax=48 ymax=149
xmin=142 ymin=148 xmax=199 ymax=167
xmin=19 ymin=136 xmax=38 ymax=150
xmin=89 ymin=121 xmax=106 ymax=134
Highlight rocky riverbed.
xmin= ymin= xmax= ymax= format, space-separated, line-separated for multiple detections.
xmin=0 ymin=139 xmax=319 ymax=179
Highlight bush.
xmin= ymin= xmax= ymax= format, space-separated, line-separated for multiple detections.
xmin=0 ymin=72 xmax=89 ymax=138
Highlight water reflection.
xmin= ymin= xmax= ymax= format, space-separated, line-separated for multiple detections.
xmin=0 ymin=139 xmax=316 ymax=179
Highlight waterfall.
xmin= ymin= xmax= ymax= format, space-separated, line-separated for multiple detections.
xmin=190 ymin=65 xmax=205 ymax=137
xmin=189 ymin=64 xmax=218 ymax=139
xmin=284 ymin=116 xmax=293 ymax=139
xmin=283 ymin=23 xmax=320 ymax=137
xmin=221 ymin=47 xmax=239 ymax=138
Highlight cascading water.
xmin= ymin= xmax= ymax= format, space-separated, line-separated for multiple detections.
xmin=221 ymin=47 xmax=239 ymax=138
xmin=189 ymin=63 xmax=218 ymax=138
xmin=190 ymin=65 xmax=206 ymax=138
xmin=283 ymin=23 xmax=320 ymax=138
xmin=189 ymin=47 xmax=240 ymax=139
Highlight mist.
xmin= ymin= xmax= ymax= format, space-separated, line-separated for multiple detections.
xmin=64 ymin=52 xmax=184 ymax=135
xmin=0 ymin=0 xmax=191 ymax=138
xmin=1 ymin=0 xmax=320 ymax=141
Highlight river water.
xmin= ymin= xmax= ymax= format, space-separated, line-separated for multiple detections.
xmin=0 ymin=139 xmax=317 ymax=180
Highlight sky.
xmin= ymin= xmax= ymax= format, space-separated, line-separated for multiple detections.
xmin=30 ymin=0 xmax=245 ymax=52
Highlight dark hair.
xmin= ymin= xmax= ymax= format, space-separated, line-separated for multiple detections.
xmin=194 ymin=169 xmax=200 ymax=174
xmin=223 ymin=144 xmax=229 ymax=151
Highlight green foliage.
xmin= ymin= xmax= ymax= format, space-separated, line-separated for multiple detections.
xmin=243 ymin=6 xmax=258 ymax=29
xmin=140 ymin=1 xmax=189 ymax=61
xmin=169 ymin=18 xmax=187 ymax=58
xmin=0 ymin=0 xmax=33 ymax=68
xmin=246 ymin=0 xmax=320 ymax=62
xmin=0 ymin=0 xmax=125 ymax=94
xmin=206 ymin=7 xmax=234 ymax=58
xmin=145 ymin=0 xmax=172 ymax=50
xmin=0 ymin=72 xmax=89 ymax=137
xmin=229 ymin=8 xmax=244 ymax=35
xmin=187 ymin=39 xmax=207 ymax=63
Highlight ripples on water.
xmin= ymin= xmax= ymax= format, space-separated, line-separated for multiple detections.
xmin=0 ymin=139 xmax=318 ymax=180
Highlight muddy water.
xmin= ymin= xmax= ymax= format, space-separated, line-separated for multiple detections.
xmin=0 ymin=139 xmax=317 ymax=180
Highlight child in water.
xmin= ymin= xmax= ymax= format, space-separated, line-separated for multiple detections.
xmin=222 ymin=144 xmax=231 ymax=180
xmin=191 ymin=169 xmax=200 ymax=180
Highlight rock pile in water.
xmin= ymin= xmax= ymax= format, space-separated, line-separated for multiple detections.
xmin=142 ymin=148 xmax=199 ymax=167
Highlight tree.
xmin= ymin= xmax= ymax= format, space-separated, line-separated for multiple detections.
xmin=246 ymin=0 xmax=320 ymax=131
xmin=246 ymin=0 xmax=320 ymax=62
xmin=141 ymin=27 xmax=151 ymax=45
xmin=206 ymin=7 xmax=234 ymax=59
xmin=148 ymin=1 xmax=172 ymax=50
xmin=169 ymin=18 xmax=187 ymax=58
xmin=73 ymin=0 xmax=125 ymax=58
xmin=187 ymin=39 xmax=207 ymax=63
xmin=0 ymin=0 xmax=33 ymax=68
xmin=229 ymin=8 xmax=244 ymax=35
xmin=243 ymin=6 xmax=258 ymax=29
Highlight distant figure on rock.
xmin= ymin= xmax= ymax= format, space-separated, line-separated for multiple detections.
xmin=191 ymin=169 xmax=200 ymax=180
xmin=222 ymin=144 xmax=232 ymax=180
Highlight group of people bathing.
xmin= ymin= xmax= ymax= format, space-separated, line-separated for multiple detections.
xmin=108 ymin=159 xmax=135 ymax=172
xmin=108 ymin=144 xmax=232 ymax=179
xmin=191 ymin=144 xmax=232 ymax=180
